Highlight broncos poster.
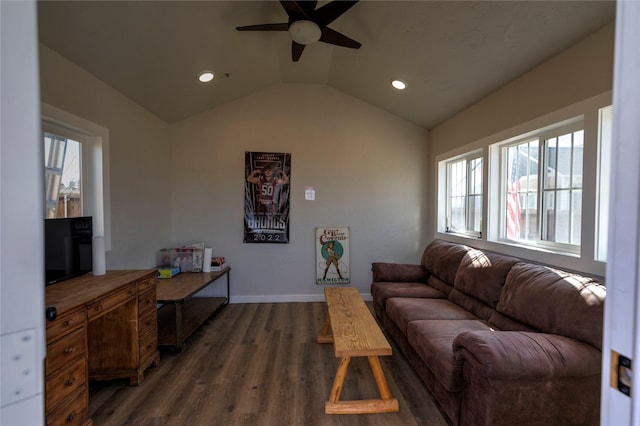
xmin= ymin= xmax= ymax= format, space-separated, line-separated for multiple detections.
xmin=244 ymin=152 xmax=291 ymax=243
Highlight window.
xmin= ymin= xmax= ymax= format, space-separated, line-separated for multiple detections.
xmin=44 ymin=133 xmax=82 ymax=218
xmin=442 ymin=151 xmax=483 ymax=237
xmin=42 ymin=103 xmax=111 ymax=249
xmin=498 ymin=121 xmax=584 ymax=253
xmin=436 ymin=93 xmax=611 ymax=276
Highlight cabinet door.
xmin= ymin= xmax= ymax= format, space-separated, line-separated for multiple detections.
xmin=88 ymin=297 xmax=139 ymax=372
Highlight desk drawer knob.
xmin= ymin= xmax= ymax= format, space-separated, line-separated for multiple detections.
xmin=63 ymin=320 xmax=74 ymax=327
xmin=65 ymin=377 xmax=76 ymax=387
xmin=66 ymin=412 xmax=77 ymax=423
xmin=95 ymin=305 xmax=103 ymax=312
xmin=64 ymin=346 xmax=76 ymax=354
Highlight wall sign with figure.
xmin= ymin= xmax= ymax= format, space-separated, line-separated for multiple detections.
xmin=244 ymin=151 xmax=291 ymax=243
xmin=316 ymin=227 xmax=350 ymax=284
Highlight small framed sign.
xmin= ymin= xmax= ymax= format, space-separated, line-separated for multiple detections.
xmin=316 ymin=227 xmax=350 ymax=285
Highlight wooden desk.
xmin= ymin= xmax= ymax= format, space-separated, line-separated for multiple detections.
xmin=45 ymin=270 xmax=159 ymax=426
xmin=156 ymin=267 xmax=230 ymax=350
xmin=318 ymin=287 xmax=399 ymax=414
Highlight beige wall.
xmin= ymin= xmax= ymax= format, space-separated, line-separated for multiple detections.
xmin=169 ymin=84 xmax=429 ymax=301
xmin=429 ymin=22 xmax=614 ymax=153
xmin=426 ymin=21 xmax=615 ymax=245
xmin=38 ymin=47 xmax=429 ymax=300
xmin=39 ymin=45 xmax=172 ymax=268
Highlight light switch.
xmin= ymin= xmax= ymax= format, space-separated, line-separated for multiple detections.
xmin=305 ymin=186 xmax=315 ymax=201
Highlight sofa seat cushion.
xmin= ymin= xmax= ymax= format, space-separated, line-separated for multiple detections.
xmin=371 ymin=282 xmax=446 ymax=310
xmin=386 ymin=297 xmax=478 ymax=335
xmin=407 ymin=319 xmax=494 ymax=392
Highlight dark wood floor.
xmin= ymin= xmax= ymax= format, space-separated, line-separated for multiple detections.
xmin=89 ymin=302 xmax=450 ymax=425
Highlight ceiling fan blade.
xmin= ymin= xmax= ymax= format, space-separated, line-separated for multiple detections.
xmin=236 ymin=23 xmax=289 ymax=31
xmin=319 ymin=27 xmax=361 ymax=49
xmin=292 ymin=41 xmax=305 ymax=62
xmin=280 ymin=1 xmax=312 ymax=21
xmin=313 ymin=1 xmax=358 ymax=28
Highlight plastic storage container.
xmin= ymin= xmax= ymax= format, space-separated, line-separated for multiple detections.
xmin=156 ymin=248 xmax=204 ymax=272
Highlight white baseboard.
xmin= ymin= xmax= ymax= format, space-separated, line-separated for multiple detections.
xmin=229 ymin=293 xmax=373 ymax=304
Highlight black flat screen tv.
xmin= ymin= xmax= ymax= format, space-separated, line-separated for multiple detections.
xmin=45 ymin=216 xmax=93 ymax=285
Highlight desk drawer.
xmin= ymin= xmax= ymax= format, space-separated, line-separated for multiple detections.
xmin=46 ymin=357 xmax=86 ymax=411
xmin=139 ymin=306 xmax=157 ymax=334
xmin=46 ymin=327 xmax=86 ymax=376
xmin=138 ymin=287 xmax=157 ymax=315
xmin=139 ymin=323 xmax=158 ymax=362
xmin=137 ymin=275 xmax=157 ymax=293
xmin=87 ymin=284 xmax=136 ymax=320
xmin=46 ymin=310 xmax=85 ymax=342
xmin=46 ymin=385 xmax=87 ymax=426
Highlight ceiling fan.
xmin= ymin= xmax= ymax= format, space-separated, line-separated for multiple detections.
xmin=236 ymin=1 xmax=361 ymax=62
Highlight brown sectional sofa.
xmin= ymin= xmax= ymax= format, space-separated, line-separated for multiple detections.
xmin=371 ymin=239 xmax=605 ymax=426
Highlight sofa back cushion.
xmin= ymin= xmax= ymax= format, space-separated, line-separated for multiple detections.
xmin=451 ymin=249 xmax=520 ymax=318
xmin=421 ymin=240 xmax=470 ymax=296
xmin=496 ymin=263 xmax=606 ymax=349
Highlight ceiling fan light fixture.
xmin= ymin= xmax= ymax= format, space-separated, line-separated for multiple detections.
xmin=391 ymin=79 xmax=407 ymax=90
xmin=198 ymin=71 xmax=214 ymax=83
xmin=288 ymin=20 xmax=321 ymax=45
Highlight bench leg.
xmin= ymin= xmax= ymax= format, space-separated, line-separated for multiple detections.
xmin=325 ymin=355 xmax=399 ymax=415
xmin=368 ymin=356 xmax=394 ymax=401
xmin=328 ymin=356 xmax=350 ymax=404
xmin=317 ymin=310 xmax=333 ymax=344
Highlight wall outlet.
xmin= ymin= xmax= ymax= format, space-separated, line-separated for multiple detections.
xmin=1 ymin=329 xmax=40 ymax=407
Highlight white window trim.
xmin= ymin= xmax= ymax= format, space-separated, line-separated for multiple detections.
xmin=595 ymin=105 xmax=613 ymax=262
xmin=41 ymin=103 xmax=111 ymax=251
xmin=437 ymin=148 xmax=483 ymax=239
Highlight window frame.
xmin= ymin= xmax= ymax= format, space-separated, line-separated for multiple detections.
xmin=439 ymin=149 xmax=483 ymax=239
xmin=495 ymin=119 xmax=584 ymax=255
xmin=41 ymin=103 xmax=111 ymax=250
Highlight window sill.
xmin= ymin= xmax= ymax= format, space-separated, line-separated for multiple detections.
xmin=493 ymin=239 xmax=580 ymax=258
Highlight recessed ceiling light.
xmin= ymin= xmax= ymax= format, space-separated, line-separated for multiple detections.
xmin=199 ymin=71 xmax=214 ymax=83
xmin=391 ymin=79 xmax=407 ymax=90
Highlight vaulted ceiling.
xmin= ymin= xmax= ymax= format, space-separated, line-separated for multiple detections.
xmin=37 ymin=1 xmax=615 ymax=128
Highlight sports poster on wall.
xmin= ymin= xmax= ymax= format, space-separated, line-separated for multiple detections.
xmin=316 ymin=227 xmax=350 ymax=284
xmin=244 ymin=151 xmax=291 ymax=243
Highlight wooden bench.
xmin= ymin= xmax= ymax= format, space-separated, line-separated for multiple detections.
xmin=318 ymin=287 xmax=400 ymax=414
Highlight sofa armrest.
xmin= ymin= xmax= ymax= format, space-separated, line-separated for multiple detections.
xmin=453 ymin=330 xmax=601 ymax=380
xmin=371 ymin=262 xmax=427 ymax=283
